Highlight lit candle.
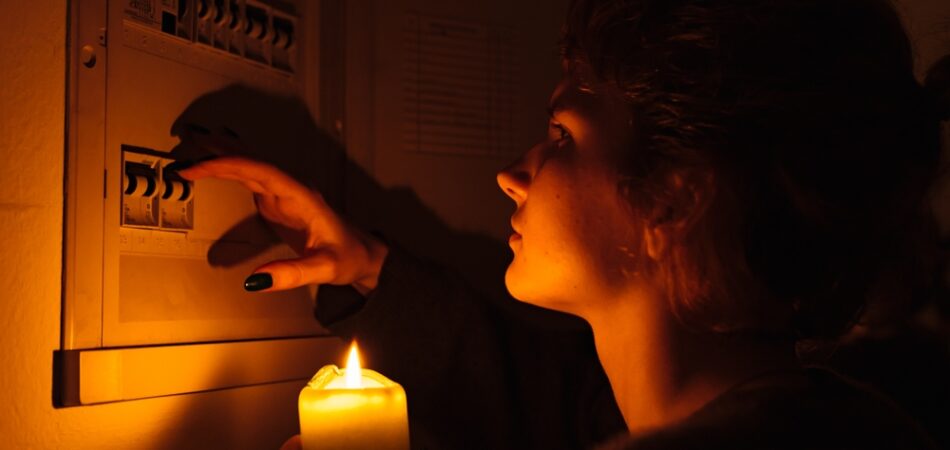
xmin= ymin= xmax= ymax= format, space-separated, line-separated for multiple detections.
xmin=298 ymin=342 xmax=409 ymax=450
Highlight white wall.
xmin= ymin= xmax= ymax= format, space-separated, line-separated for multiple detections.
xmin=0 ymin=1 xmax=946 ymax=449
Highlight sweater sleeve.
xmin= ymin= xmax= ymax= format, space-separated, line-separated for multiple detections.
xmin=314 ymin=243 xmax=626 ymax=450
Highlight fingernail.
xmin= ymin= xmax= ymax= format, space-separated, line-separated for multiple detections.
xmin=244 ymin=273 xmax=273 ymax=291
xmin=164 ymin=160 xmax=195 ymax=172
xmin=166 ymin=155 xmax=217 ymax=173
xmin=195 ymin=154 xmax=219 ymax=163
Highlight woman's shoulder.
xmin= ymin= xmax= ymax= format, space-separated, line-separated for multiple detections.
xmin=600 ymin=367 xmax=937 ymax=450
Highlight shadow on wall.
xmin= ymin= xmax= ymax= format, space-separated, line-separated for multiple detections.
xmin=166 ymin=84 xmax=514 ymax=303
xmin=150 ymin=84 xmax=598 ymax=448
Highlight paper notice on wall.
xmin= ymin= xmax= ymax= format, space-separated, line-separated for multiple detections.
xmin=403 ymin=13 xmax=519 ymax=158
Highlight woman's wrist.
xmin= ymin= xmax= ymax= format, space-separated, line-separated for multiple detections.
xmin=351 ymin=232 xmax=389 ymax=296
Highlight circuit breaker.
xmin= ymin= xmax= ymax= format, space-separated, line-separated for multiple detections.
xmin=59 ymin=0 xmax=347 ymax=405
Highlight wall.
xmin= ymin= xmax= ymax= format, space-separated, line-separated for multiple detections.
xmin=0 ymin=1 xmax=301 ymax=449
xmin=0 ymin=1 xmax=946 ymax=449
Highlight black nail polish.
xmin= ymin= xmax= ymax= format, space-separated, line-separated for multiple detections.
xmin=164 ymin=160 xmax=195 ymax=172
xmin=244 ymin=273 xmax=273 ymax=291
xmin=166 ymin=155 xmax=218 ymax=173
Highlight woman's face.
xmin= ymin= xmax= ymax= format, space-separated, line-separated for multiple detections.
xmin=497 ymin=69 xmax=643 ymax=316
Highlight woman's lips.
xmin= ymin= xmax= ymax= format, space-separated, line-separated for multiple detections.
xmin=508 ymin=232 xmax=522 ymax=248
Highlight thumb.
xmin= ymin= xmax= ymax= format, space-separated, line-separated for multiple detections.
xmin=278 ymin=435 xmax=302 ymax=450
xmin=244 ymin=251 xmax=342 ymax=292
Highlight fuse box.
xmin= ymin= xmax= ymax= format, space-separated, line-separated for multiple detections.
xmin=59 ymin=0 xmax=346 ymax=406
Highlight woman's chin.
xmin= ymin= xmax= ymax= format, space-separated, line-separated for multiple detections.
xmin=504 ymin=268 xmax=551 ymax=306
xmin=504 ymin=270 xmax=584 ymax=316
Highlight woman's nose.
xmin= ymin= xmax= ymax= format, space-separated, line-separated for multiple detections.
xmin=497 ymin=144 xmax=538 ymax=204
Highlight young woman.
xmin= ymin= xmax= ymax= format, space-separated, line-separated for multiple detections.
xmin=181 ymin=0 xmax=948 ymax=448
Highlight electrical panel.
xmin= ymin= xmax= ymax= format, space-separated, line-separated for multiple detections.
xmin=60 ymin=0 xmax=347 ymax=405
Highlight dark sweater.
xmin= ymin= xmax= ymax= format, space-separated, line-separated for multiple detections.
xmin=315 ymin=245 xmax=935 ymax=450
xmin=316 ymin=244 xmax=625 ymax=449
xmin=602 ymin=368 xmax=938 ymax=450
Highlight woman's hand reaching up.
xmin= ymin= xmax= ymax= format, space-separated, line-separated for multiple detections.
xmin=179 ymin=156 xmax=388 ymax=295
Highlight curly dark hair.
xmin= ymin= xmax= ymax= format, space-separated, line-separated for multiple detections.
xmin=562 ymin=0 xmax=947 ymax=340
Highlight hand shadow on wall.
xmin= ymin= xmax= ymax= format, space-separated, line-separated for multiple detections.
xmin=165 ymin=83 xmax=514 ymax=302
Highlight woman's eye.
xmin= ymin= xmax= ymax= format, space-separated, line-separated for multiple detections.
xmin=549 ymin=122 xmax=571 ymax=143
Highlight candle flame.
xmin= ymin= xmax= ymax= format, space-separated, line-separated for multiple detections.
xmin=344 ymin=341 xmax=362 ymax=388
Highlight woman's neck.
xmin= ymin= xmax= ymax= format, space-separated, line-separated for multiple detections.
xmin=583 ymin=290 xmax=798 ymax=433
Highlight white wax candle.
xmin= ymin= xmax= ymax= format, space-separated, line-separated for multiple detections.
xmin=298 ymin=344 xmax=409 ymax=450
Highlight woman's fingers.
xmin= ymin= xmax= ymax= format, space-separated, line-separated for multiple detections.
xmin=179 ymin=156 xmax=338 ymax=226
xmin=177 ymin=156 xmax=310 ymax=198
xmin=173 ymin=155 xmax=386 ymax=290
xmin=245 ymin=250 xmax=348 ymax=291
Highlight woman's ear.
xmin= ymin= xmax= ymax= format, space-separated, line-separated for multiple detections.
xmin=643 ymin=223 xmax=671 ymax=261
xmin=642 ymin=169 xmax=715 ymax=262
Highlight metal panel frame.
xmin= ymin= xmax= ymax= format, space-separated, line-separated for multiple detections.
xmin=57 ymin=336 xmax=346 ymax=406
